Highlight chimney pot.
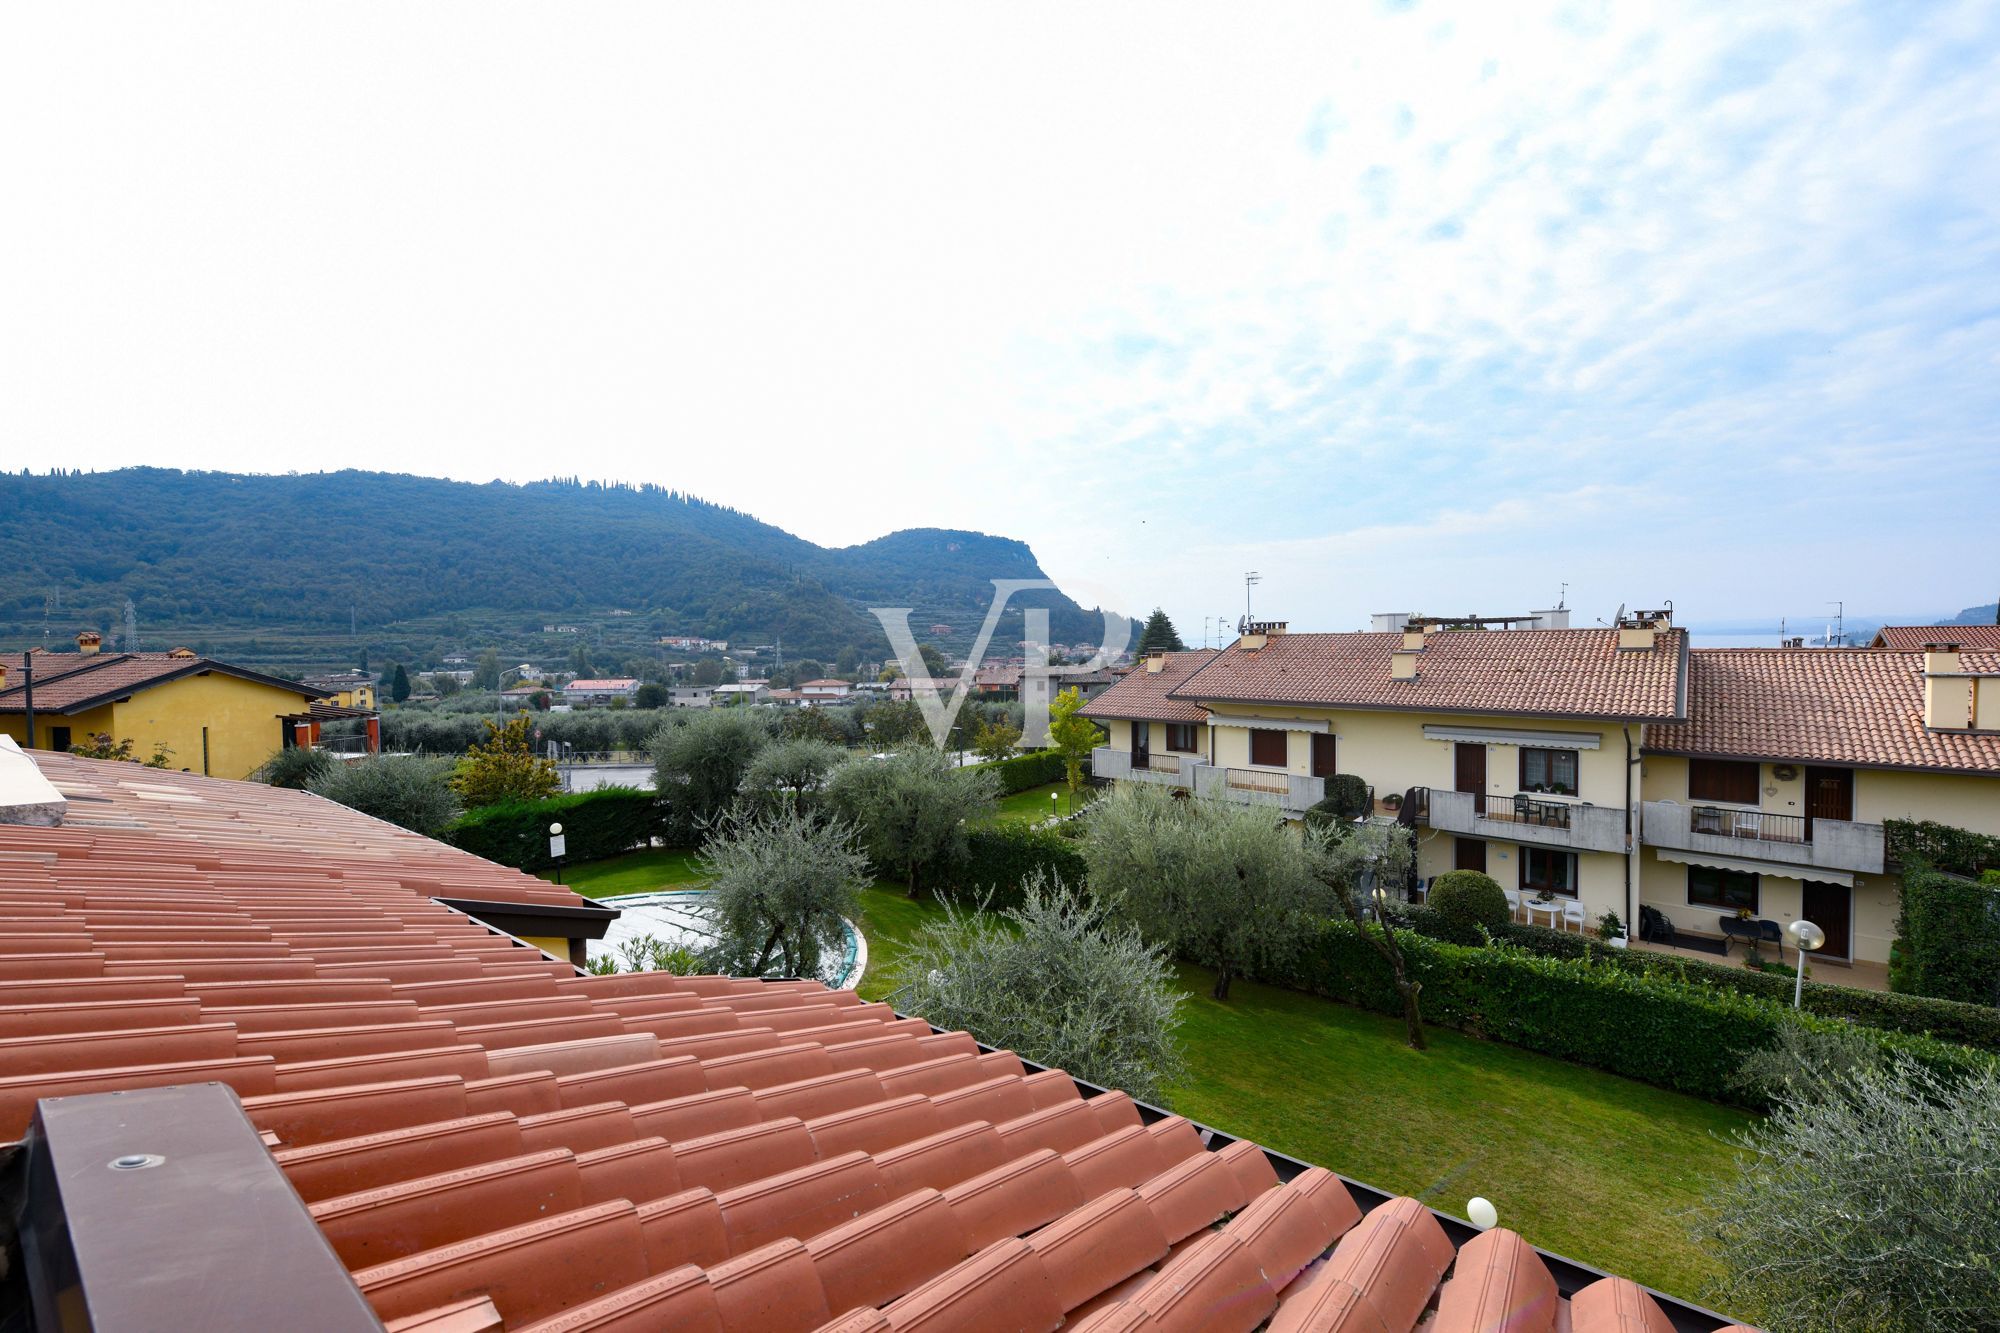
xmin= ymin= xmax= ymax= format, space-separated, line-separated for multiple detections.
xmin=75 ymin=631 xmax=102 ymax=656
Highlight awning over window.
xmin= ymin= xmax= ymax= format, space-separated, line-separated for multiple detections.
xmin=1653 ymin=846 xmax=1852 ymax=887
xmin=1422 ymin=724 xmax=1602 ymax=750
xmin=1204 ymin=713 xmax=1331 ymax=733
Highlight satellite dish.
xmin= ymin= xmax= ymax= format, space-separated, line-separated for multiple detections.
xmin=1612 ymin=602 xmax=1626 ymax=627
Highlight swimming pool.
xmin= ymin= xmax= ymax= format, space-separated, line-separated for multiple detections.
xmin=589 ymin=889 xmax=867 ymax=990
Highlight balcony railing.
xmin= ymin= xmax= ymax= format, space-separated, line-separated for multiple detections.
xmin=1414 ymin=787 xmax=1629 ymax=855
xmin=1193 ymin=765 xmax=1324 ymax=812
xmin=1640 ymin=800 xmax=1885 ymax=876
xmin=1090 ymin=746 xmax=1200 ymax=789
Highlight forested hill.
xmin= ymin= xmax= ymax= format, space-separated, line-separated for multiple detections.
xmin=0 ymin=469 xmax=1112 ymax=663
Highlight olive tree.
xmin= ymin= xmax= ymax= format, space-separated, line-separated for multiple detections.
xmin=825 ymin=745 xmax=998 ymax=895
xmin=1308 ymin=823 xmax=1425 ymax=1049
xmin=254 ymin=745 xmax=338 ymax=790
xmin=1695 ymin=1047 xmax=2000 ymax=1332
xmin=888 ymin=874 xmax=1187 ymax=1100
xmin=739 ymin=738 xmax=850 ymax=815
xmin=1082 ymin=782 xmax=1325 ymax=1000
xmin=649 ymin=708 xmax=770 ymax=835
xmin=699 ymin=806 xmax=869 ymax=978
xmin=309 ymin=755 xmax=462 ymax=837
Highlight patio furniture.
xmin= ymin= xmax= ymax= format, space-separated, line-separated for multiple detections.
xmin=1503 ymin=887 xmax=1522 ymax=920
xmin=1731 ymin=811 xmax=1763 ymax=840
xmin=1719 ymin=915 xmax=1785 ymax=962
xmin=1692 ymin=806 xmax=1726 ymax=835
xmin=1639 ymin=904 xmax=1678 ymax=945
xmin=1561 ymin=901 xmax=1587 ymax=932
xmin=1526 ymin=899 xmax=1562 ymax=929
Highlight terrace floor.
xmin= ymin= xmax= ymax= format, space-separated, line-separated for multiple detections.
xmin=1628 ymin=935 xmax=1893 ymax=992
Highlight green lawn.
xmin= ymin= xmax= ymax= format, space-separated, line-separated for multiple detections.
xmin=540 ymin=848 xmax=706 ymax=899
xmin=988 ymin=781 xmax=1094 ymax=825
xmin=848 ymin=885 xmax=1743 ymax=1302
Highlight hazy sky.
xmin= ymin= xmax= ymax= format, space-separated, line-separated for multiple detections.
xmin=5 ymin=2 xmax=1997 ymax=636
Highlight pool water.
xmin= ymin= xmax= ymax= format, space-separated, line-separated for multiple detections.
xmin=590 ymin=890 xmax=866 ymax=989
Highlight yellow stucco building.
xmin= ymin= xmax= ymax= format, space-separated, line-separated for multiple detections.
xmin=0 ymin=636 xmax=326 ymax=780
xmin=1083 ymin=619 xmax=2000 ymax=974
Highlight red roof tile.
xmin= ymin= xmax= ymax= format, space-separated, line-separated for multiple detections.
xmin=1870 ymin=624 xmax=2000 ymax=651
xmin=0 ymin=750 xmax=1749 ymax=1331
xmin=1079 ymin=651 xmax=1218 ymax=724
xmin=1166 ymin=629 xmax=1687 ymax=720
xmin=1644 ymin=648 xmax=2000 ymax=773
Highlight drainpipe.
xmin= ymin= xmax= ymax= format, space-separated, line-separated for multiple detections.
xmin=1624 ymin=725 xmax=1640 ymax=936
xmin=22 ymin=652 xmax=34 ymax=750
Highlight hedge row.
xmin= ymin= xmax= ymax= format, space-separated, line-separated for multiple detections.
xmin=1885 ymin=818 xmax=2000 ymax=877
xmin=933 ymin=823 xmax=1089 ymax=912
xmin=971 ymin=750 xmax=1067 ymax=795
xmin=445 ymin=787 xmax=664 ymax=870
xmin=1895 ymin=863 xmax=2000 ymax=1007
xmin=1392 ymin=904 xmax=2000 ymax=1052
xmin=1272 ymin=921 xmax=1992 ymax=1108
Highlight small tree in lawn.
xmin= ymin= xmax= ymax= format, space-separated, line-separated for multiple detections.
xmin=739 ymin=739 xmax=849 ymax=815
xmin=1046 ymin=687 xmax=1100 ymax=811
xmin=889 ymin=873 xmax=1187 ymax=1100
xmin=649 ymin=708 xmax=770 ymax=835
xmin=971 ymin=716 xmax=1022 ymax=763
xmin=1309 ymin=823 xmax=1426 ymax=1049
xmin=1134 ymin=608 xmax=1186 ymax=655
xmin=1695 ymin=1044 xmax=2000 ymax=1331
xmin=451 ymin=715 xmax=560 ymax=807
xmin=826 ymin=745 xmax=998 ymax=896
xmin=700 ymin=806 xmax=869 ymax=978
xmin=1083 ymin=783 xmax=1321 ymax=1000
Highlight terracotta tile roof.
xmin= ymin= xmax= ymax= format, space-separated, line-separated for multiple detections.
xmin=1871 ymin=624 xmax=2000 ymax=650
xmin=0 ymin=651 xmax=322 ymax=714
xmin=1645 ymin=648 xmax=2000 ymax=773
xmin=1080 ymin=651 xmax=1218 ymax=723
xmin=565 ymin=679 xmax=641 ymax=691
xmin=0 ymin=752 xmax=1749 ymax=1331
xmin=1168 ymin=629 xmax=1688 ymax=721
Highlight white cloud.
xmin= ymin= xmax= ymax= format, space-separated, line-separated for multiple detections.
xmin=2 ymin=1 xmax=1995 ymax=635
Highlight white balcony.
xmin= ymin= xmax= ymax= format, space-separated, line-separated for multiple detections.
xmin=1089 ymin=746 xmax=1200 ymax=789
xmin=1419 ymin=788 xmax=1629 ymax=855
xmin=1192 ymin=764 xmax=1325 ymax=813
xmin=1640 ymin=801 xmax=1885 ymax=876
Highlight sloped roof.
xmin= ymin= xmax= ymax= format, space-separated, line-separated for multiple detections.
xmin=1645 ymin=648 xmax=2000 ymax=774
xmin=0 ymin=754 xmax=1750 ymax=1331
xmin=565 ymin=678 xmax=641 ymax=690
xmin=1168 ymin=629 xmax=1688 ymax=721
xmin=1080 ymin=650 xmax=1218 ymax=723
xmin=1870 ymin=624 xmax=2000 ymax=650
xmin=0 ymin=651 xmax=322 ymax=715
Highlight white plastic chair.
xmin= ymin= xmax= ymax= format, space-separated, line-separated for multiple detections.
xmin=1561 ymin=900 xmax=1587 ymax=933
xmin=1732 ymin=811 xmax=1763 ymax=841
xmin=1503 ymin=888 xmax=1522 ymax=921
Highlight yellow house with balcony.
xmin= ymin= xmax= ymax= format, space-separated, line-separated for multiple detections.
xmin=0 ymin=635 xmax=326 ymax=780
xmin=1083 ymin=614 xmax=1689 ymax=936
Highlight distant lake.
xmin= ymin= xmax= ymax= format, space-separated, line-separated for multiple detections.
xmin=1690 ymin=630 xmax=1860 ymax=649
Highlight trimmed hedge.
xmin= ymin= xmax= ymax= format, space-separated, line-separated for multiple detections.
xmin=1886 ymin=818 xmax=2000 ymax=877
xmin=934 ymin=823 xmax=1089 ymax=912
xmin=1390 ymin=907 xmax=2000 ymax=1052
xmin=1428 ymin=871 xmax=1509 ymax=940
xmin=445 ymin=787 xmax=664 ymax=871
xmin=1274 ymin=920 xmax=1993 ymax=1108
xmin=971 ymin=750 xmax=1067 ymax=795
xmin=1895 ymin=863 xmax=2000 ymax=1007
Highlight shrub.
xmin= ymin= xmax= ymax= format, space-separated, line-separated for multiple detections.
xmin=738 ymin=739 xmax=850 ymax=815
xmin=253 ymin=746 xmax=338 ymax=790
xmin=1695 ymin=1052 xmax=2000 ymax=1331
xmin=1894 ymin=863 xmax=2000 ymax=1006
xmin=1276 ymin=920 xmax=1992 ymax=1108
xmin=649 ymin=708 xmax=772 ymax=836
xmin=1303 ymin=774 xmax=1372 ymax=831
xmin=1394 ymin=908 xmax=2000 ymax=1052
xmin=310 ymin=755 xmax=462 ymax=837
xmin=444 ymin=787 xmax=664 ymax=870
xmin=1427 ymin=870 xmax=1510 ymax=942
xmin=1885 ymin=817 xmax=2000 ymax=877
xmin=938 ymin=824 xmax=1089 ymax=912
xmin=972 ymin=749 xmax=1065 ymax=795
xmin=450 ymin=716 xmax=560 ymax=808
xmin=888 ymin=874 xmax=1187 ymax=1101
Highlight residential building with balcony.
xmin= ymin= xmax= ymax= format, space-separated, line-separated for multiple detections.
xmin=1085 ymin=616 xmax=1689 ymax=933
xmin=1637 ymin=642 xmax=2000 ymax=969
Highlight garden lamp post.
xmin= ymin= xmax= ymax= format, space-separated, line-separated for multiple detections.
xmin=1786 ymin=919 xmax=1825 ymax=1008
xmin=1050 ymin=791 xmax=1059 ymax=823
xmin=549 ymin=821 xmax=566 ymax=885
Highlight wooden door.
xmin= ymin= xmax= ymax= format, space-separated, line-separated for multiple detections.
xmin=1310 ymin=733 xmax=1338 ymax=778
xmin=1803 ymin=767 xmax=1853 ymax=836
xmin=1454 ymin=743 xmax=1487 ymax=815
xmin=1131 ymin=723 xmax=1149 ymax=771
xmin=1454 ymin=838 xmax=1487 ymax=873
xmin=1801 ymin=881 xmax=1852 ymax=961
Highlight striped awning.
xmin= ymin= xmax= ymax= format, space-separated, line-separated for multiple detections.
xmin=1653 ymin=845 xmax=1852 ymax=888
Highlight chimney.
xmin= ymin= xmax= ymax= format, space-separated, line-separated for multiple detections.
xmin=0 ymin=663 xmax=7 ymax=691
xmin=75 ymin=631 xmax=102 ymax=656
xmin=1616 ymin=608 xmax=1671 ymax=651
xmin=1238 ymin=620 xmax=1285 ymax=651
xmin=169 ymin=646 xmax=196 ymax=659
xmin=1391 ymin=649 xmax=1420 ymax=682
xmin=1922 ymin=643 xmax=1975 ymax=731
xmin=1401 ymin=622 xmax=1427 ymax=651
xmin=1145 ymin=654 xmax=1167 ymax=674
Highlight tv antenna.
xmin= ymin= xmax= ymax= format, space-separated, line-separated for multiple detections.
xmin=1558 ymin=582 xmax=1568 ymax=610
xmin=1826 ymin=601 xmax=1843 ymax=648
xmin=1243 ymin=571 xmax=1261 ymax=628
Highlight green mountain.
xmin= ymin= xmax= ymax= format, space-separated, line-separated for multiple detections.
xmin=0 ymin=469 xmax=1114 ymax=669
xmin=1949 ymin=601 xmax=2000 ymax=625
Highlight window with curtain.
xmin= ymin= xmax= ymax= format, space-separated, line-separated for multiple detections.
xmin=1165 ymin=723 xmax=1200 ymax=753
xmin=1519 ymin=847 xmax=1577 ymax=897
xmin=1687 ymin=864 xmax=1758 ymax=912
xmin=1518 ymin=747 xmax=1579 ymax=796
